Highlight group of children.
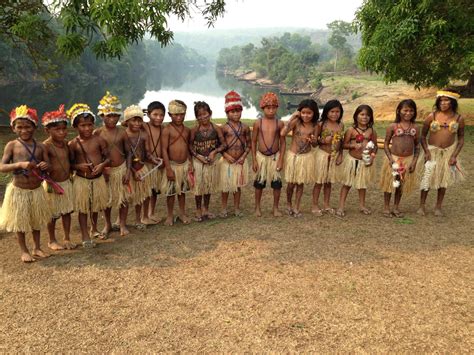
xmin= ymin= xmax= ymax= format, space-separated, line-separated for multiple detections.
xmin=0 ymin=89 xmax=465 ymax=262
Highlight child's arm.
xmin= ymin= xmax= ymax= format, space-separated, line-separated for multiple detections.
xmin=276 ymin=120 xmax=286 ymax=171
xmin=335 ymin=123 xmax=344 ymax=165
xmin=144 ymin=132 xmax=162 ymax=166
xmin=122 ymin=132 xmax=132 ymax=184
xmin=188 ymin=127 xmax=206 ymax=164
xmin=280 ymin=112 xmax=299 ymax=136
xmin=420 ymin=114 xmax=433 ymax=161
xmin=342 ymin=128 xmax=353 ymax=150
xmin=409 ymin=126 xmax=421 ymax=173
xmin=38 ymin=142 xmax=50 ymax=172
xmin=449 ymin=116 xmax=465 ymax=166
xmin=0 ymin=142 xmax=33 ymax=173
xmin=312 ymin=122 xmax=322 ymax=147
xmin=160 ymin=127 xmax=175 ymax=181
xmin=236 ymin=125 xmax=252 ymax=165
xmin=251 ymin=120 xmax=259 ymax=172
xmin=370 ymin=129 xmax=378 ymax=163
xmin=209 ymin=126 xmax=227 ymax=163
xmin=91 ymin=137 xmax=111 ymax=176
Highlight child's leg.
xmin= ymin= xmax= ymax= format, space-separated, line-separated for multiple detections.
xmin=17 ymin=232 xmax=34 ymax=262
xmin=434 ymin=188 xmax=446 ymax=216
xmin=221 ymin=192 xmax=229 ymax=216
xmin=294 ymin=184 xmax=304 ymax=215
xmin=119 ymin=204 xmax=130 ymax=236
xmin=78 ymin=212 xmax=90 ymax=242
xmin=47 ymin=217 xmax=64 ymax=250
xmin=358 ymin=188 xmax=371 ymax=214
xmin=234 ymin=188 xmax=242 ymax=216
xmin=149 ymin=191 xmax=158 ymax=218
xmin=272 ymin=186 xmax=282 ymax=217
xmin=102 ymin=207 xmax=113 ymax=236
xmin=61 ymin=213 xmax=76 ymax=249
xmin=418 ymin=190 xmax=429 ymax=215
xmin=142 ymin=197 xmax=157 ymax=225
xmin=337 ymin=185 xmax=351 ymax=216
xmin=254 ymin=186 xmax=263 ymax=217
xmin=383 ymin=192 xmax=392 ymax=216
xmin=286 ymin=183 xmax=295 ymax=214
xmin=165 ymin=195 xmax=175 ymax=226
xmin=90 ymin=212 xmax=99 ymax=235
xmin=32 ymin=229 xmax=49 ymax=258
xmin=177 ymin=193 xmax=190 ymax=224
xmin=312 ymin=183 xmax=323 ymax=213
xmin=393 ymin=188 xmax=403 ymax=217
xmin=135 ymin=204 xmax=142 ymax=224
xmin=203 ymin=194 xmax=214 ymax=218
xmin=195 ymin=195 xmax=203 ymax=219
xmin=323 ymin=183 xmax=332 ymax=211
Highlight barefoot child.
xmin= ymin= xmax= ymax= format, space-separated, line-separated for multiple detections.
xmin=142 ymin=101 xmax=166 ymax=223
xmin=252 ymin=92 xmax=286 ymax=217
xmin=42 ymin=105 xmax=76 ymax=250
xmin=379 ymin=99 xmax=420 ymax=217
xmin=281 ymin=99 xmax=319 ymax=217
xmin=122 ymin=105 xmax=160 ymax=230
xmin=0 ymin=106 xmax=52 ymax=262
xmin=336 ymin=104 xmax=378 ymax=217
xmin=219 ymin=91 xmax=251 ymax=217
xmin=67 ymin=103 xmax=110 ymax=247
xmin=189 ymin=101 xmax=226 ymax=221
xmin=95 ymin=92 xmax=131 ymax=237
xmin=161 ymin=100 xmax=193 ymax=225
xmin=312 ymin=100 xmax=344 ymax=216
xmin=418 ymin=89 xmax=465 ymax=216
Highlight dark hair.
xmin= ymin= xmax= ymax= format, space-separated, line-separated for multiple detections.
xmin=395 ymin=99 xmax=417 ymax=123
xmin=194 ymin=101 xmax=212 ymax=118
xmin=147 ymin=101 xmax=165 ymax=114
xmin=353 ymin=104 xmax=374 ymax=128
xmin=73 ymin=113 xmax=94 ymax=128
xmin=297 ymin=99 xmax=319 ymax=124
xmin=12 ymin=117 xmax=35 ymax=128
xmin=321 ymin=99 xmax=343 ymax=123
xmin=45 ymin=121 xmax=67 ymax=129
xmin=434 ymin=89 xmax=459 ymax=113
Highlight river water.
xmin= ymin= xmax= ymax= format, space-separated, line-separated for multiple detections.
xmin=0 ymin=68 xmax=313 ymax=125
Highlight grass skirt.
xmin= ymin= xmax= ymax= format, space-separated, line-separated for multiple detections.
xmin=314 ymin=148 xmax=338 ymax=184
xmin=192 ymin=159 xmax=219 ymax=196
xmin=145 ymin=162 xmax=164 ymax=193
xmin=337 ymin=154 xmax=375 ymax=189
xmin=128 ymin=164 xmax=153 ymax=206
xmin=108 ymin=162 xmax=130 ymax=208
xmin=0 ymin=184 xmax=52 ymax=232
xmin=218 ymin=157 xmax=249 ymax=193
xmin=73 ymin=175 xmax=110 ymax=214
xmin=43 ymin=179 xmax=74 ymax=218
xmin=284 ymin=150 xmax=316 ymax=184
xmin=161 ymin=160 xmax=191 ymax=196
xmin=254 ymin=151 xmax=282 ymax=185
xmin=379 ymin=154 xmax=417 ymax=194
xmin=418 ymin=142 xmax=465 ymax=190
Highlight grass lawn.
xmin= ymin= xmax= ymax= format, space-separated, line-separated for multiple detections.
xmin=0 ymin=124 xmax=473 ymax=352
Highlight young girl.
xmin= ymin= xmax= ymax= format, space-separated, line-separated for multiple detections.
xmin=336 ymin=104 xmax=377 ymax=217
xmin=281 ymin=99 xmax=318 ymax=217
xmin=312 ymin=99 xmax=344 ymax=216
xmin=379 ymin=99 xmax=420 ymax=217
xmin=418 ymin=89 xmax=465 ymax=216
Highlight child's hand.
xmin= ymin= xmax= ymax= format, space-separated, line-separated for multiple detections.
xmin=37 ymin=161 xmax=49 ymax=171
xmin=76 ymin=163 xmax=93 ymax=173
xmin=91 ymin=163 xmax=104 ymax=176
xmin=291 ymin=111 xmax=300 ymax=120
xmin=133 ymin=170 xmax=142 ymax=181
xmin=197 ymin=154 xmax=208 ymax=164
xmin=276 ymin=161 xmax=283 ymax=172
xmin=336 ymin=154 xmax=343 ymax=166
xmin=152 ymin=157 xmax=163 ymax=167
xmin=19 ymin=161 xmax=36 ymax=170
xmin=208 ymin=151 xmax=217 ymax=163
xmin=122 ymin=170 xmax=130 ymax=185
xmin=252 ymin=160 xmax=259 ymax=173
xmin=236 ymin=156 xmax=246 ymax=165
xmin=424 ymin=151 xmax=432 ymax=162
xmin=448 ymin=156 xmax=457 ymax=166
xmin=223 ymin=153 xmax=236 ymax=164
xmin=408 ymin=161 xmax=417 ymax=173
xmin=166 ymin=168 xmax=176 ymax=181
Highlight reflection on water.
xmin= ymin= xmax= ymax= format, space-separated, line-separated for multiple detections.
xmin=0 ymin=68 xmax=314 ymax=125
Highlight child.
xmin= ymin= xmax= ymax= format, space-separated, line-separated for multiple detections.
xmin=0 ymin=106 xmax=52 ymax=262
xmin=142 ymin=101 xmax=166 ymax=223
xmin=219 ymin=91 xmax=251 ymax=217
xmin=380 ymin=99 xmax=420 ymax=217
xmin=42 ymin=105 xmax=76 ymax=250
xmin=418 ymin=89 xmax=465 ymax=216
xmin=67 ymin=103 xmax=110 ymax=248
xmin=312 ymin=100 xmax=344 ymax=216
xmin=251 ymin=92 xmax=286 ymax=217
xmin=336 ymin=104 xmax=378 ymax=217
xmin=161 ymin=100 xmax=193 ymax=226
xmin=94 ymin=92 xmax=131 ymax=237
xmin=281 ymin=99 xmax=319 ymax=217
xmin=122 ymin=105 xmax=160 ymax=230
xmin=189 ymin=101 xmax=225 ymax=221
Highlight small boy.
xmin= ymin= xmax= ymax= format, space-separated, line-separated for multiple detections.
xmin=161 ymin=100 xmax=193 ymax=225
xmin=94 ymin=92 xmax=131 ymax=237
xmin=189 ymin=101 xmax=226 ymax=221
xmin=219 ymin=91 xmax=251 ymax=217
xmin=42 ymin=105 xmax=76 ymax=250
xmin=251 ymin=92 xmax=286 ymax=217
xmin=67 ymin=103 xmax=110 ymax=248
xmin=122 ymin=105 xmax=161 ymax=230
xmin=0 ymin=105 xmax=52 ymax=262
xmin=142 ymin=101 xmax=166 ymax=224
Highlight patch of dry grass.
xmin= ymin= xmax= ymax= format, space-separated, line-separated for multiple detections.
xmin=0 ymin=128 xmax=473 ymax=352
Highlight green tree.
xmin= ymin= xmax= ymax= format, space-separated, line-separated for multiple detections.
xmin=355 ymin=0 xmax=474 ymax=91
xmin=327 ymin=20 xmax=353 ymax=72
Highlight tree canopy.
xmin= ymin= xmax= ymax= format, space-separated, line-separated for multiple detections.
xmin=355 ymin=0 xmax=474 ymax=90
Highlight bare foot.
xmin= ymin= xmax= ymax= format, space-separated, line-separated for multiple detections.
xmin=120 ymin=226 xmax=130 ymax=236
xmin=21 ymin=252 xmax=35 ymax=263
xmin=219 ymin=210 xmax=228 ymax=218
xmin=311 ymin=208 xmax=323 ymax=217
xmin=141 ymin=217 xmax=158 ymax=225
xmin=148 ymin=215 xmax=161 ymax=224
xmin=382 ymin=210 xmax=392 ymax=218
xmin=416 ymin=207 xmax=426 ymax=216
xmin=32 ymin=249 xmax=50 ymax=258
xmin=359 ymin=207 xmax=372 ymax=215
xmin=63 ymin=240 xmax=77 ymax=250
xmin=434 ymin=209 xmax=444 ymax=217
xmin=48 ymin=241 xmax=64 ymax=251
xmin=273 ymin=209 xmax=283 ymax=217
xmin=164 ymin=216 xmax=174 ymax=226
xmin=100 ymin=226 xmax=111 ymax=239
xmin=177 ymin=215 xmax=191 ymax=224
xmin=335 ymin=209 xmax=345 ymax=219
xmin=255 ymin=208 xmax=262 ymax=217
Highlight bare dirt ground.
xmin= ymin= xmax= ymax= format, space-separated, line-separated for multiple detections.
xmin=0 ymin=129 xmax=473 ymax=351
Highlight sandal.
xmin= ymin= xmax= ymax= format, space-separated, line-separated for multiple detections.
xmin=293 ymin=211 xmax=303 ymax=218
xmin=382 ymin=210 xmax=393 ymax=218
xmin=111 ymin=223 xmax=120 ymax=232
xmin=311 ymin=209 xmax=323 ymax=217
xmin=286 ymin=207 xmax=294 ymax=216
xmin=391 ymin=210 xmax=404 ymax=218
xmin=82 ymin=240 xmax=97 ymax=249
xmin=335 ymin=209 xmax=345 ymax=219
xmin=134 ymin=223 xmax=147 ymax=231
xmin=359 ymin=207 xmax=372 ymax=215
xmin=323 ymin=208 xmax=335 ymax=215
xmin=204 ymin=212 xmax=216 ymax=220
xmin=234 ymin=211 xmax=244 ymax=217
xmin=219 ymin=211 xmax=228 ymax=218
xmin=194 ymin=215 xmax=204 ymax=222
xmin=90 ymin=231 xmax=108 ymax=240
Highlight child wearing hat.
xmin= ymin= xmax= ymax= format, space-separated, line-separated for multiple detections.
xmin=0 ymin=105 xmax=52 ymax=262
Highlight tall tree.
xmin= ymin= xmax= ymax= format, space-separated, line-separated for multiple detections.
xmin=355 ymin=0 xmax=474 ymax=92
xmin=327 ymin=20 xmax=353 ymax=72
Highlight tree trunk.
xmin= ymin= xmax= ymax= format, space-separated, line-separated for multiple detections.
xmin=334 ymin=50 xmax=338 ymax=72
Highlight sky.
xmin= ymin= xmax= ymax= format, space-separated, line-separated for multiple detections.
xmin=168 ymin=0 xmax=364 ymax=31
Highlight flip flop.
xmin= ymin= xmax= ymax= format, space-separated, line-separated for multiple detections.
xmin=234 ymin=211 xmax=244 ymax=217
xmin=286 ymin=207 xmax=294 ymax=216
xmin=134 ymin=223 xmax=147 ymax=231
xmin=82 ymin=240 xmax=97 ymax=248
xmin=382 ymin=211 xmax=393 ymax=218
xmin=90 ymin=231 xmax=108 ymax=240
xmin=334 ymin=209 xmax=345 ymax=219
xmin=111 ymin=223 xmax=120 ymax=232
xmin=204 ymin=212 xmax=216 ymax=220
xmin=359 ymin=208 xmax=372 ymax=215
xmin=391 ymin=211 xmax=404 ymax=218
xmin=311 ymin=209 xmax=323 ymax=217
xmin=219 ymin=211 xmax=228 ymax=218
xmin=323 ymin=208 xmax=335 ymax=215
xmin=194 ymin=216 xmax=204 ymax=222
xmin=293 ymin=211 xmax=303 ymax=218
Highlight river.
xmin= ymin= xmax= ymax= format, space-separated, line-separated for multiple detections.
xmin=0 ymin=68 xmax=313 ymax=125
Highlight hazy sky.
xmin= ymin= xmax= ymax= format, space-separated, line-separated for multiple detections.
xmin=168 ymin=0 xmax=364 ymax=31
